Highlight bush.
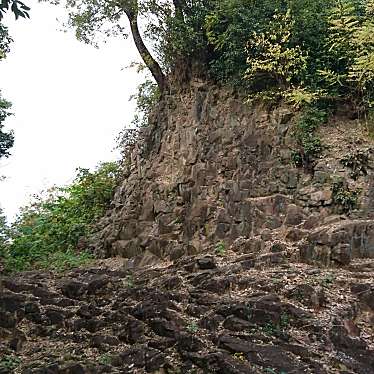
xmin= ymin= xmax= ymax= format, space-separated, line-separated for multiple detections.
xmin=292 ymin=107 xmax=327 ymax=169
xmin=1 ymin=162 xmax=121 ymax=272
xmin=246 ymin=10 xmax=307 ymax=92
xmin=331 ymin=178 xmax=361 ymax=213
xmin=0 ymin=92 xmax=14 ymax=159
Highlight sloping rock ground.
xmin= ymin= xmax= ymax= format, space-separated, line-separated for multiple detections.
xmin=1 ymin=252 xmax=373 ymax=374
xmin=93 ymin=83 xmax=374 ymax=267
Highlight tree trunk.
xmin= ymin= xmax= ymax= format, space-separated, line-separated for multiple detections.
xmin=127 ymin=14 xmax=167 ymax=92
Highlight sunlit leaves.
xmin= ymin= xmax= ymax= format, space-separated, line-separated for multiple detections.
xmin=246 ymin=11 xmax=307 ymax=89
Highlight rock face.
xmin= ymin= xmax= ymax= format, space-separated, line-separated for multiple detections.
xmin=1 ymin=256 xmax=373 ymax=373
xmin=93 ymin=83 xmax=374 ymax=266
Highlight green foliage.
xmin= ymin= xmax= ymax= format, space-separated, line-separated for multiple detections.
xmin=340 ymin=149 xmax=370 ymax=179
xmin=186 ymin=322 xmax=199 ymax=334
xmin=0 ymin=355 xmax=21 ymax=371
xmin=98 ymin=353 xmax=112 ymax=366
xmin=0 ymin=0 xmax=30 ymax=20
xmin=246 ymin=10 xmax=307 ymax=91
xmin=154 ymin=1 xmax=213 ymax=70
xmin=0 ymin=92 xmax=14 ymax=160
xmin=0 ymin=24 xmax=12 ymax=59
xmin=205 ymin=0 xmax=285 ymax=85
xmin=0 ymin=207 xmax=9 ymax=257
xmin=206 ymin=0 xmax=329 ymax=88
xmin=284 ymin=87 xmax=322 ymax=109
xmin=1 ymin=162 xmax=121 ymax=272
xmin=319 ymin=0 xmax=374 ymax=109
xmin=124 ymin=274 xmax=134 ymax=288
xmin=0 ymin=26 xmax=15 ymax=160
xmin=292 ymin=107 xmax=327 ymax=168
xmin=129 ymin=73 xmax=160 ymax=128
xmin=331 ymin=178 xmax=361 ymax=213
xmin=215 ymin=241 xmax=226 ymax=256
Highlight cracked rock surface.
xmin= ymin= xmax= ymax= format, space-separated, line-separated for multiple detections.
xmin=1 ymin=253 xmax=373 ymax=373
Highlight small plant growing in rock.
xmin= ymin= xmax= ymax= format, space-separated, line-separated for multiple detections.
xmin=262 ymin=322 xmax=279 ymax=336
xmin=233 ymin=352 xmax=245 ymax=361
xmin=291 ymin=150 xmax=303 ymax=168
xmin=262 ymin=312 xmax=290 ymax=337
xmin=292 ymin=107 xmax=327 ymax=170
xmin=265 ymin=369 xmax=288 ymax=374
xmin=321 ymin=273 xmax=335 ymax=287
xmin=173 ymin=216 xmax=182 ymax=225
xmin=0 ymin=355 xmax=21 ymax=371
xmin=124 ymin=275 xmax=134 ymax=288
xmin=215 ymin=241 xmax=226 ymax=256
xmin=340 ymin=149 xmax=371 ymax=180
xmin=186 ymin=322 xmax=199 ymax=334
xmin=98 ymin=353 xmax=112 ymax=366
xmin=280 ymin=313 xmax=291 ymax=328
xmin=331 ymin=179 xmax=361 ymax=214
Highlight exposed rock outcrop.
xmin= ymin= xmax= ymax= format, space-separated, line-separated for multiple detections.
xmin=93 ymin=84 xmax=374 ymax=266
xmin=0 ymin=255 xmax=373 ymax=373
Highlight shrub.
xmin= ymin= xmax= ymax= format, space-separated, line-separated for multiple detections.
xmin=331 ymin=178 xmax=361 ymax=213
xmin=1 ymin=162 xmax=121 ymax=272
xmin=246 ymin=10 xmax=307 ymax=92
xmin=319 ymin=0 xmax=374 ymax=110
xmin=340 ymin=149 xmax=370 ymax=180
xmin=292 ymin=107 xmax=327 ymax=169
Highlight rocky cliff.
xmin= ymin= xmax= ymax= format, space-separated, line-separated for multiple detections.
xmin=1 ymin=84 xmax=374 ymax=374
xmin=94 ymin=83 xmax=374 ymax=267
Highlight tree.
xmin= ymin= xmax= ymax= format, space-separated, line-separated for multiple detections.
xmin=0 ymin=24 xmax=14 ymax=160
xmin=51 ymin=0 xmax=214 ymax=92
xmin=0 ymin=93 xmax=14 ymax=160
xmin=59 ymin=0 xmax=168 ymax=91
xmin=319 ymin=0 xmax=374 ymax=108
xmin=0 ymin=0 xmax=30 ymax=20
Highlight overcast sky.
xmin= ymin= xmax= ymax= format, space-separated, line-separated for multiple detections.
xmin=0 ymin=2 xmax=141 ymax=220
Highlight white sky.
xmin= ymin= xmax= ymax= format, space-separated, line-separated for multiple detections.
xmin=0 ymin=2 xmax=141 ymax=220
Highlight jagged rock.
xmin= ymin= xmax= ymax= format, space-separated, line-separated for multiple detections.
xmin=80 ymin=83 xmax=374 ymax=275
xmin=1 ymin=257 xmax=373 ymax=373
xmin=197 ymin=256 xmax=217 ymax=270
xmin=287 ymin=284 xmax=326 ymax=308
xmin=223 ymin=316 xmax=253 ymax=331
xmin=90 ymin=334 xmax=120 ymax=348
xmin=150 ymin=318 xmax=180 ymax=338
xmin=60 ymin=280 xmax=86 ymax=299
xmin=0 ymin=292 xmax=26 ymax=312
xmin=118 ymin=318 xmax=145 ymax=344
xmin=351 ymin=283 xmax=374 ymax=310
xmin=0 ymin=311 xmax=16 ymax=328
xmin=177 ymin=332 xmax=204 ymax=352
xmin=45 ymin=307 xmax=65 ymax=325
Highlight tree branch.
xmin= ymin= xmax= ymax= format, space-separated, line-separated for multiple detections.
xmin=117 ymin=0 xmax=166 ymax=92
xmin=126 ymin=13 xmax=167 ymax=92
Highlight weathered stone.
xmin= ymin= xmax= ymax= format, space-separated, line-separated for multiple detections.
xmin=197 ymin=256 xmax=216 ymax=270
xmin=118 ymin=318 xmax=145 ymax=344
xmin=288 ymin=284 xmax=326 ymax=308
xmin=60 ymin=280 xmax=86 ymax=299
xmin=91 ymin=334 xmax=120 ymax=348
xmin=0 ymin=311 xmax=16 ymax=328
xmin=150 ymin=319 xmax=180 ymax=338
xmin=284 ymin=204 xmax=305 ymax=226
xmin=223 ymin=316 xmax=253 ymax=331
